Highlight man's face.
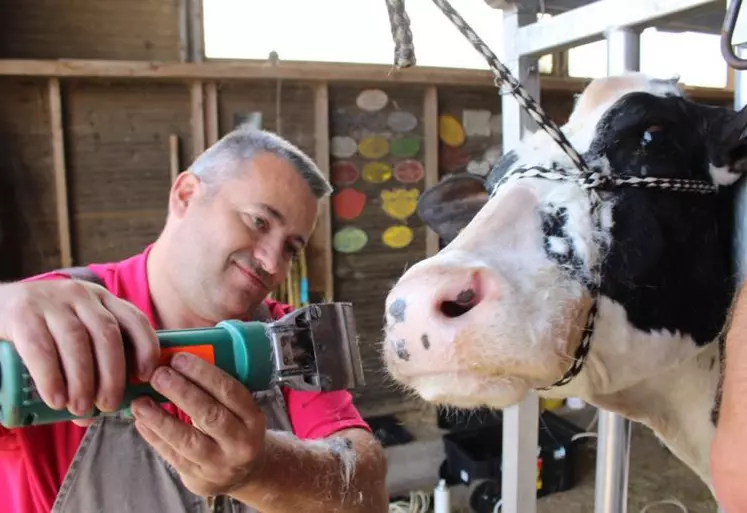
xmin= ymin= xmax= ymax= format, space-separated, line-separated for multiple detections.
xmin=171 ymin=152 xmax=319 ymax=321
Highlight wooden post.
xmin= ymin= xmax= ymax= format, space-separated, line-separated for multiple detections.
xmin=190 ymin=81 xmax=205 ymax=159
xmin=306 ymin=82 xmax=333 ymax=302
xmin=177 ymin=0 xmax=189 ymax=62
xmin=424 ymin=86 xmax=439 ymax=257
xmin=48 ymin=78 xmax=72 ymax=267
xmin=204 ymin=81 xmax=219 ymax=145
xmin=188 ymin=0 xmax=204 ymax=63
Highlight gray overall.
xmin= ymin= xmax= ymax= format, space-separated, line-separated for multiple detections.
xmin=49 ymin=267 xmax=294 ymax=513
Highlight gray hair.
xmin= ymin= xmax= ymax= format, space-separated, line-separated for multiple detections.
xmin=187 ymin=126 xmax=333 ymax=199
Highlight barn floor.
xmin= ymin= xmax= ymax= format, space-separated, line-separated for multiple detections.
xmin=380 ymin=404 xmax=718 ymax=513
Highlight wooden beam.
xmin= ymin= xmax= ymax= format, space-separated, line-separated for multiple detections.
xmin=423 ymin=86 xmax=440 ymax=258
xmin=0 ymin=59 xmax=733 ymax=102
xmin=204 ymin=81 xmax=219 ymax=145
xmin=190 ymin=81 xmax=205 ymax=159
xmin=0 ymin=58 xmax=729 ymax=98
xmin=307 ymin=82 xmax=333 ymax=302
xmin=48 ymin=78 xmax=72 ymax=268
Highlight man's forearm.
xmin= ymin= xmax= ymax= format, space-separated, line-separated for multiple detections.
xmin=711 ymin=282 xmax=747 ymax=510
xmin=229 ymin=428 xmax=388 ymax=513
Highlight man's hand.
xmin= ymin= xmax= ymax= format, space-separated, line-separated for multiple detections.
xmin=0 ymin=279 xmax=160 ymax=424
xmin=129 ymin=352 xmax=266 ymax=497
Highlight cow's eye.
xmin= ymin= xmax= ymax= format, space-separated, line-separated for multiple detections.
xmin=641 ymin=125 xmax=663 ymax=146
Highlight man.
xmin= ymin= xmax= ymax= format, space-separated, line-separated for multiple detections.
xmin=0 ymin=127 xmax=389 ymax=513
xmin=712 ymin=281 xmax=747 ymax=512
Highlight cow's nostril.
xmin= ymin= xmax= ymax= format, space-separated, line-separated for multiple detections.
xmin=440 ymin=288 xmax=479 ymax=318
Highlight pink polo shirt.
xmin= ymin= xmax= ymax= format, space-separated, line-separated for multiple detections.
xmin=0 ymin=245 xmax=370 ymax=513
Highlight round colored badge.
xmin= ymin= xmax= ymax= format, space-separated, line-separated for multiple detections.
xmin=390 ymin=136 xmax=421 ymax=158
xmin=394 ymin=160 xmax=425 ymax=184
xmin=381 ymin=188 xmax=419 ymax=221
xmin=387 ymin=111 xmax=418 ymax=132
xmin=333 ymin=227 xmax=368 ymax=253
xmin=332 ymin=188 xmax=367 ymax=221
xmin=362 ymin=162 xmax=392 ymax=183
xmin=356 ymin=89 xmax=389 ymax=111
xmin=440 ymin=144 xmax=470 ymax=172
xmin=331 ymin=161 xmax=360 ymax=186
xmin=330 ymin=136 xmax=358 ymax=158
xmin=382 ymin=225 xmax=414 ymax=249
xmin=439 ymin=114 xmax=465 ymax=147
xmin=358 ymin=136 xmax=390 ymax=159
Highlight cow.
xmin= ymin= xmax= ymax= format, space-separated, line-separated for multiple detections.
xmin=381 ymin=72 xmax=747 ymax=493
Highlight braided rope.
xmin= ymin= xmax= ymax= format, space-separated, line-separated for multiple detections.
xmin=385 ymin=0 xmax=416 ymax=69
xmin=386 ymin=0 xmax=720 ymax=389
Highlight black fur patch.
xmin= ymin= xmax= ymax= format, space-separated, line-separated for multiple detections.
xmin=539 ymin=205 xmax=589 ymax=287
xmin=584 ymin=92 xmax=737 ymax=349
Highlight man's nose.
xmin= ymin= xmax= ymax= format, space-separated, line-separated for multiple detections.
xmin=254 ymin=242 xmax=284 ymax=276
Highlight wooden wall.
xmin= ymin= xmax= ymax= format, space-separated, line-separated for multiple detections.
xmin=0 ymin=0 xmax=183 ymax=61
xmin=0 ymin=78 xmax=60 ymax=277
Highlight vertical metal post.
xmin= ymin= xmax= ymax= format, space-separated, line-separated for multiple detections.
xmin=501 ymin=5 xmax=540 ymax=513
xmin=593 ymin=27 xmax=639 ymax=513
xmin=733 ymin=43 xmax=747 ymax=284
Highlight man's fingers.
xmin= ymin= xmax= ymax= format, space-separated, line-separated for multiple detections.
xmin=131 ymin=396 xmax=217 ymax=463
xmin=148 ymin=364 xmax=250 ymax=440
xmin=73 ymin=299 xmax=126 ymax=412
xmin=99 ymin=293 xmax=159 ymax=381
xmin=169 ymin=352 xmax=262 ymax=425
xmin=10 ymin=316 xmax=67 ymax=410
xmin=134 ymin=416 xmax=204 ymax=475
xmin=44 ymin=307 xmax=97 ymax=417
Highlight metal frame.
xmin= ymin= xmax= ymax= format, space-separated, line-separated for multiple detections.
xmin=499 ymin=1 xmax=734 ymax=512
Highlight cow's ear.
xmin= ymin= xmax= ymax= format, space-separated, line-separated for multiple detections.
xmin=417 ymin=173 xmax=489 ymax=244
xmin=707 ymin=104 xmax=747 ymax=186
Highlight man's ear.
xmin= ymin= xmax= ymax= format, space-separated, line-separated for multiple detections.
xmin=170 ymin=171 xmax=203 ymax=217
xmin=706 ymin=104 xmax=747 ymax=186
xmin=417 ymin=173 xmax=489 ymax=244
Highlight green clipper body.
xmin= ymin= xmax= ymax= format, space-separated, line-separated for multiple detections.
xmin=0 ymin=320 xmax=274 ymax=428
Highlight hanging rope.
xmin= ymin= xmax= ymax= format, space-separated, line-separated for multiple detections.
xmin=385 ymin=0 xmax=416 ymax=69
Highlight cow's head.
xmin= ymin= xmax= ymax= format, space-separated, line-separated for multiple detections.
xmin=382 ymin=73 xmax=747 ymax=411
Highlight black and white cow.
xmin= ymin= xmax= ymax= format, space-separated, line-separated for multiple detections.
xmin=381 ymin=72 xmax=747 ymax=491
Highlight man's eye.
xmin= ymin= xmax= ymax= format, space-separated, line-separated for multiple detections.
xmin=253 ymin=216 xmax=268 ymax=230
xmin=286 ymin=244 xmax=301 ymax=260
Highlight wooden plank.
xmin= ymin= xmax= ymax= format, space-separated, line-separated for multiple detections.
xmin=188 ymin=0 xmax=205 ymax=63
xmin=423 ymin=86 xmax=440 ymax=258
xmin=190 ymin=81 xmax=205 ymax=159
xmin=204 ymin=81 xmax=219 ymax=145
xmin=48 ymin=78 xmax=72 ymax=267
xmin=307 ymin=82 xmax=333 ymax=302
xmin=0 ymin=59 xmax=730 ymax=99
xmin=178 ymin=0 xmax=189 ymax=62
